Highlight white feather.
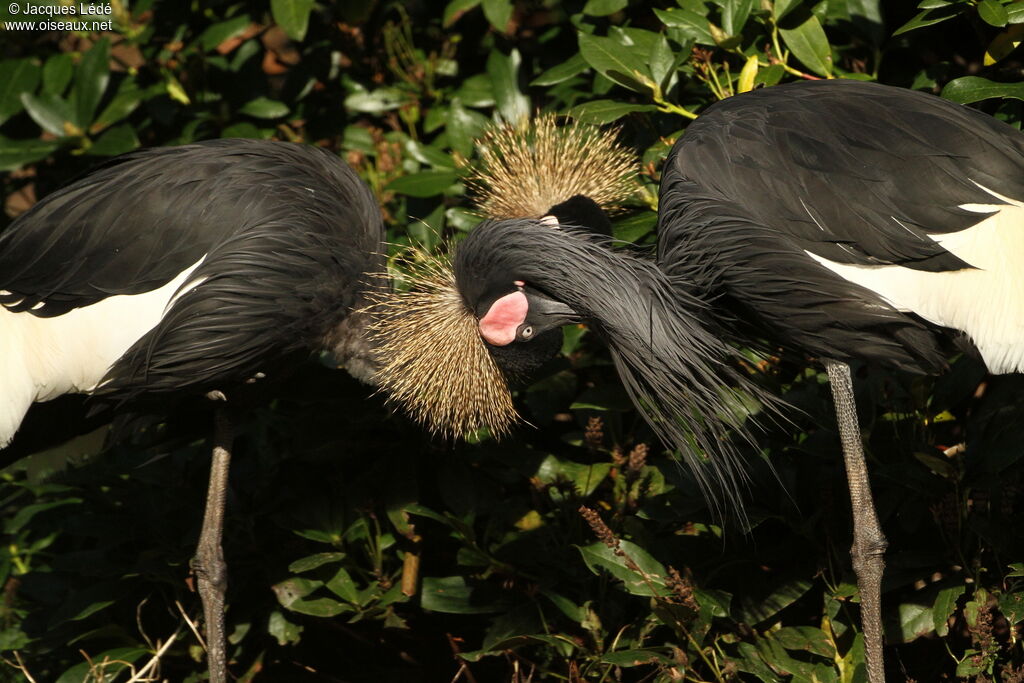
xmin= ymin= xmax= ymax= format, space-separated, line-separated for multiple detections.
xmin=805 ymin=189 xmax=1024 ymax=374
xmin=0 ymin=259 xmax=204 ymax=446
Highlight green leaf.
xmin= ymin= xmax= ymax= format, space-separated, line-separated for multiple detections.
xmin=198 ymin=15 xmax=252 ymax=51
xmin=487 ymin=48 xmax=530 ymax=123
xmin=999 ymin=589 xmax=1024 ymax=624
xmin=773 ymin=626 xmax=835 ymax=659
xmin=481 ymin=0 xmax=512 ymax=32
xmin=272 ymin=577 xmax=323 ymax=608
xmin=0 ymin=137 xmax=61 ymax=172
xmin=774 ymin=0 xmax=802 ymax=21
xmin=531 ymin=53 xmax=588 ymax=86
xmin=576 ymin=540 xmax=669 ymax=597
xmin=285 ymin=596 xmax=350 ymax=617
xmin=453 ymin=73 xmax=495 ymax=107
xmin=578 ymin=32 xmax=652 ymax=92
xmin=445 ymin=99 xmax=488 ymax=157
xmin=893 ymin=7 xmax=959 ymax=35
xmin=5 ymin=497 xmax=81 ymax=533
xmin=326 ymin=566 xmax=361 ymax=603
xmin=736 ymin=578 xmax=814 ymax=625
xmin=345 ymin=87 xmax=408 ymax=113
xmin=0 ymin=58 xmax=40 ymax=125
xmin=444 ymin=0 xmax=480 ymax=26
xmin=94 ymin=80 xmax=157 ymax=129
xmin=42 ymin=54 xmax=73 ymax=96
xmin=1009 ymin=0 xmax=1024 ymax=23
xmin=22 ymin=92 xmax=74 ymax=136
xmin=654 ymin=7 xmax=715 ymax=45
xmin=404 ymin=139 xmax=456 ymax=169
xmin=721 ymin=0 xmax=755 ymax=36
xmin=239 ymin=96 xmax=290 ymax=118
xmin=70 ymin=38 xmax=110 ymax=128
xmin=942 ymin=76 xmax=1024 ymax=103
xmin=288 ymin=552 xmax=346 ymax=573
xmin=779 ymin=10 xmax=832 ymax=77
xmin=267 ymin=610 xmax=303 ymax=646
xmin=613 ymin=212 xmax=657 ymax=243
xmin=567 ymin=99 xmax=658 ymax=124
xmin=86 ymin=124 xmax=139 ymax=156
xmin=271 ymin=0 xmax=314 ymax=40
xmin=583 ymin=0 xmax=627 ymax=15
xmin=979 ymin=0 xmax=1010 ymax=26
xmin=386 ymin=170 xmax=460 ymax=197
xmin=535 ymin=456 xmax=611 ymax=498
xmin=421 ymin=576 xmax=501 ymax=613
xmin=933 ymin=585 xmax=965 ymax=635
xmin=895 ymin=602 xmax=935 ymax=643
xmin=601 ymin=648 xmax=674 ymax=666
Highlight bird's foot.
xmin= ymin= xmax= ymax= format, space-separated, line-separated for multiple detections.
xmin=206 ymin=389 xmax=227 ymax=402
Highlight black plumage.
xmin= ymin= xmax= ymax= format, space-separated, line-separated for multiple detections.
xmin=1 ymin=138 xmax=384 ymax=399
xmin=658 ymin=79 xmax=1024 ymax=371
xmin=0 ymin=137 xmax=386 ymax=683
xmin=454 ymin=217 xmax=778 ymax=512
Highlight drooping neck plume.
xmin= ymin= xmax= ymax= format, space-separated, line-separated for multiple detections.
xmin=456 ymin=219 xmax=777 ymax=513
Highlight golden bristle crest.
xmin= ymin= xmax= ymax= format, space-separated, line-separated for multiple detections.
xmin=368 ymin=253 xmax=518 ymax=438
xmin=466 ymin=112 xmax=640 ymax=219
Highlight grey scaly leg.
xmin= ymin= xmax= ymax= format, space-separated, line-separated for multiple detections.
xmin=193 ymin=405 xmax=232 ymax=683
xmin=825 ymin=361 xmax=887 ymax=683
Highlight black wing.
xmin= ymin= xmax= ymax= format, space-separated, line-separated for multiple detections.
xmin=2 ymin=139 xmax=384 ymax=396
xmin=656 ymin=81 xmax=1024 ymax=370
xmin=662 ymin=79 xmax=1024 ymax=271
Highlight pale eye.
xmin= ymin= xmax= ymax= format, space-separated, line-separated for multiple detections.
xmin=519 ymin=325 xmax=534 ymax=340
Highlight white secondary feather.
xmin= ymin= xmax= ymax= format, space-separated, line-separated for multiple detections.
xmin=804 ymin=185 xmax=1024 ymax=375
xmin=0 ymin=259 xmax=205 ymax=446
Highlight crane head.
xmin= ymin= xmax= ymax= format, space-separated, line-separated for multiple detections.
xmin=369 ymin=210 xmax=603 ymax=438
xmin=465 ymin=112 xmax=639 ymax=221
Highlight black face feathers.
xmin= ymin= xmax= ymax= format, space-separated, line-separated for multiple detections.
xmin=454 ymin=218 xmax=778 ymax=514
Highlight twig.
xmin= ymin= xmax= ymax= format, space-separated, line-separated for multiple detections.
xmin=1 ymin=651 xmax=39 ymax=683
xmin=177 ymin=599 xmax=206 ymax=650
xmin=127 ymin=621 xmax=185 ymax=683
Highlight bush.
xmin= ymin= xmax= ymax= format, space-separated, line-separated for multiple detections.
xmin=2 ymin=1 xmax=1024 ymax=681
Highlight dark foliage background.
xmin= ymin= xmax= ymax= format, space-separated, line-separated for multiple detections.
xmin=2 ymin=0 xmax=1024 ymax=681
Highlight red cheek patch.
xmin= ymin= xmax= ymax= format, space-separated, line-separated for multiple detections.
xmin=479 ymin=290 xmax=528 ymax=346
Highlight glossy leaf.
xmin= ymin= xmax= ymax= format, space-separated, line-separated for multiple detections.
xmin=979 ymin=0 xmax=1010 ymax=26
xmin=0 ymin=136 xmax=61 ymax=172
xmin=576 ymin=540 xmax=668 ymax=597
xmin=42 ymin=54 xmax=73 ymax=96
xmin=86 ymin=123 xmax=139 ymax=156
xmin=583 ymin=0 xmax=628 ymax=15
xmin=271 ymin=0 xmax=314 ymax=40
xmin=239 ymin=96 xmax=290 ymax=118
xmin=942 ymin=76 xmax=1024 ymax=103
xmin=70 ymin=38 xmax=110 ymax=128
xmin=779 ymin=10 xmax=833 ymax=77
xmin=578 ymin=32 xmax=652 ymax=92
xmin=421 ymin=576 xmax=501 ymax=613
xmin=481 ymin=0 xmax=512 ymax=32
xmin=487 ymin=48 xmax=530 ymax=123
xmin=0 ymin=58 xmax=40 ymax=125
xmin=567 ymin=99 xmax=658 ymax=124
xmin=386 ymin=170 xmax=460 ymax=197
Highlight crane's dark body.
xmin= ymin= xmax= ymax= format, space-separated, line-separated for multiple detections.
xmin=1 ymin=138 xmax=385 ymax=682
xmin=654 ymin=80 xmax=1024 ymax=683
xmin=0 ymin=138 xmax=384 ymax=399
xmin=658 ymin=80 xmax=1024 ymax=372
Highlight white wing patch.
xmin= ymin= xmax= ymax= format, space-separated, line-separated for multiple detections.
xmin=0 ymin=258 xmax=205 ymax=446
xmin=804 ymin=195 xmax=1024 ymax=375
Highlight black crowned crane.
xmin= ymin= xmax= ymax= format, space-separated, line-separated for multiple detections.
xmin=375 ymin=81 xmax=1024 ymax=683
xmin=0 ymin=138 xmax=385 ymax=683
